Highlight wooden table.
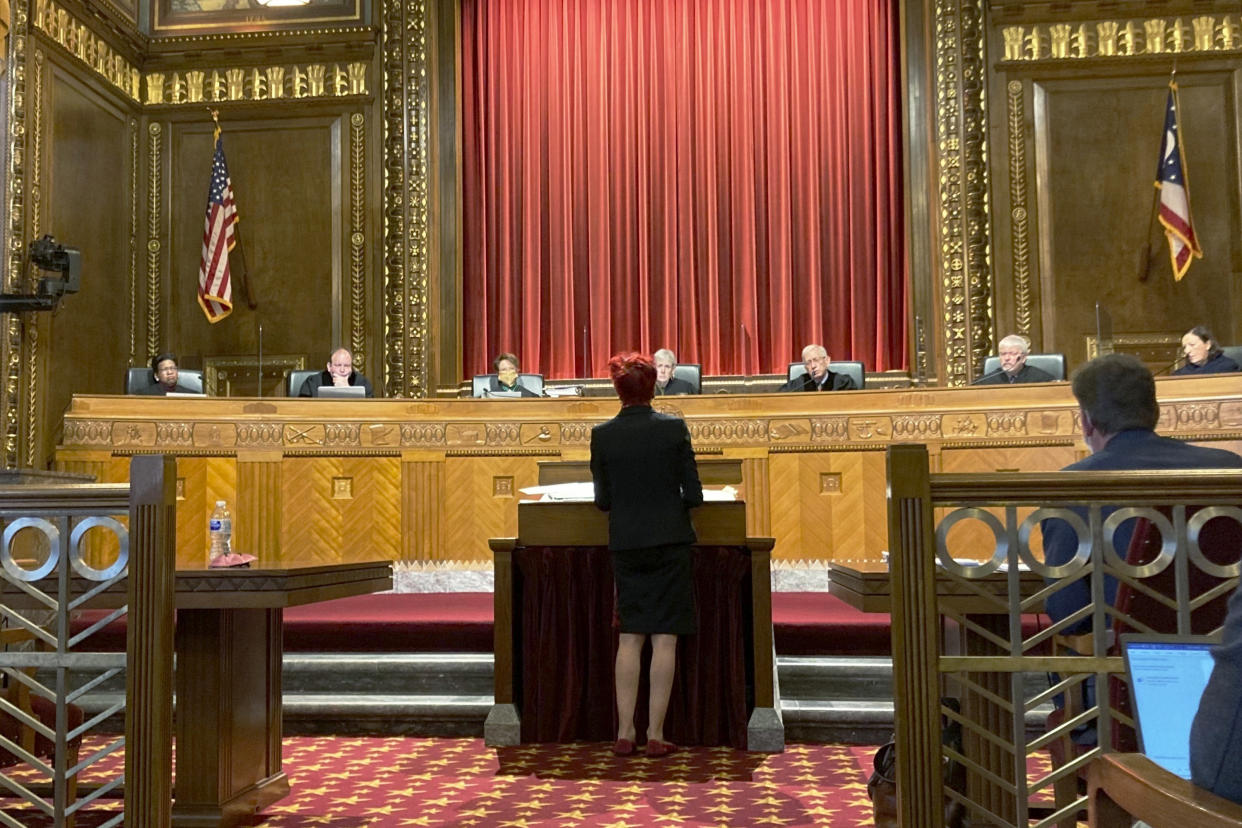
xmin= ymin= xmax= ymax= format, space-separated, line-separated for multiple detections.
xmin=169 ymin=561 xmax=392 ymax=827
xmin=3 ymin=560 xmax=392 ymax=827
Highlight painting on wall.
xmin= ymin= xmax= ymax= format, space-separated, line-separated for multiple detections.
xmin=154 ymin=0 xmax=365 ymax=34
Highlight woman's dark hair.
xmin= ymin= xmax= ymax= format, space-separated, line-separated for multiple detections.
xmin=151 ymin=352 xmax=177 ymax=376
xmin=608 ymin=352 xmax=656 ymax=406
xmin=492 ymin=352 xmax=520 ymax=372
xmin=1187 ymin=326 xmax=1223 ymax=360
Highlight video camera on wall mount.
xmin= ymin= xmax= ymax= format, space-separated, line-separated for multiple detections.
xmin=0 ymin=235 xmax=82 ymax=312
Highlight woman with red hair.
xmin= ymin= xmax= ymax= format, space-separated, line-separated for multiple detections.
xmin=590 ymin=352 xmax=703 ymax=757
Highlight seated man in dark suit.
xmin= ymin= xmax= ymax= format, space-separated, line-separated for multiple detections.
xmin=1191 ymin=585 xmax=1242 ymax=804
xmin=653 ymin=349 xmax=696 ymax=396
xmin=779 ymin=344 xmax=856 ymax=392
xmin=1041 ymin=354 xmax=1242 ymax=747
xmin=1042 ymin=354 xmax=1242 ymax=630
xmin=136 ymin=353 xmax=197 ymax=395
xmin=975 ymin=334 xmax=1055 ymax=384
xmin=298 ymin=348 xmax=375 ymax=397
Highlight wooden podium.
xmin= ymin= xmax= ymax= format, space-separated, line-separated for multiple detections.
xmin=485 ymin=499 xmax=782 ymax=751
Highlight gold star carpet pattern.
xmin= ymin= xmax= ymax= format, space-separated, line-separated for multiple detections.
xmin=2 ymin=736 xmax=1058 ymax=826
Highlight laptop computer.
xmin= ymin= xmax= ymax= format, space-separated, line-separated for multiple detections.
xmin=315 ymin=385 xmax=367 ymax=399
xmin=1120 ymin=633 xmax=1219 ymax=779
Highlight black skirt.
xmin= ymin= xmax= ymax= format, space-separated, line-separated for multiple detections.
xmin=612 ymin=543 xmax=697 ymax=635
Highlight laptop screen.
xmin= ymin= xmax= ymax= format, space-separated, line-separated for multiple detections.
xmin=316 ymin=385 xmax=367 ymax=399
xmin=1121 ymin=634 xmax=1218 ymax=779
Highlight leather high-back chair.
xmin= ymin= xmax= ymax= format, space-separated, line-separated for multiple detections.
xmin=981 ymin=353 xmax=1067 ymax=380
xmin=786 ymin=361 xmax=865 ymax=390
xmin=472 ymin=373 xmax=544 ymax=397
xmin=1219 ymin=345 xmax=1242 ymax=368
xmin=126 ymin=367 xmax=204 ymax=394
xmin=287 ymin=369 xmax=319 ymax=397
xmin=671 ymin=364 xmax=701 ymax=394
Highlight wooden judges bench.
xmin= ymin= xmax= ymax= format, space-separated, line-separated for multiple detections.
xmin=53 ymin=374 xmax=1242 ymax=567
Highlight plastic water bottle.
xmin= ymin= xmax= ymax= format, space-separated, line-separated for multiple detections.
xmin=209 ymin=500 xmax=232 ymax=563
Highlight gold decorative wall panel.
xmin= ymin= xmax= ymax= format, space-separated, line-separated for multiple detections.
xmin=1001 ymin=14 xmax=1242 ymax=62
xmin=349 ymin=112 xmax=366 ymax=371
xmin=145 ymin=122 xmax=161 ymax=361
xmin=381 ymin=0 xmax=431 ymax=398
xmin=1006 ymin=81 xmax=1032 ymax=336
xmin=128 ymin=118 xmax=138 ymax=365
xmin=936 ymin=0 xmax=994 ymax=385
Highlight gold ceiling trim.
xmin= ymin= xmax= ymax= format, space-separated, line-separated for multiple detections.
xmin=32 ymin=0 xmax=141 ymax=101
xmin=936 ymin=0 xmax=994 ymax=386
xmin=143 ymin=63 xmax=369 ymax=106
xmin=1002 ymin=14 xmax=1242 ymax=61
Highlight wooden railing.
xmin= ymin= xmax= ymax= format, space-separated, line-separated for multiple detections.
xmin=886 ymin=443 xmax=1242 ymax=828
xmin=0 ymin=456 xmax=175 ymax=827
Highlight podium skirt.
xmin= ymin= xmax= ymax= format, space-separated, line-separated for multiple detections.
xmin=612 ymin=543 xmax=697 ymax=635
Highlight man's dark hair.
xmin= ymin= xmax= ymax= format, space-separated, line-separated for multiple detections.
xmin=1071 ymin=353 xmax=1158 ymax=434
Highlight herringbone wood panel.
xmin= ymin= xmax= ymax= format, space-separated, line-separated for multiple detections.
xmin=340 ymin=456 xmax=400 ymax=561
xmin=768 ymin=452 xmax=887 ymax=561
xmin=443 ymin=456 xmax=541 ymax=561
xmin=282 ymin=458 xmax=344 ymax=565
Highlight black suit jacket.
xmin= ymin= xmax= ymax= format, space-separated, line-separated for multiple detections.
xmin=135 ymin=381 xmax=198 ymax=396
xmin=299 ymin=370 xmax=375 ymax=397
xmin=1041 ymin=429 xmax=1242 ymax=630
xmin=590 ymin=405 xmax=704 ymax=551
xmin=655 ymin=376 xmax=697 ymax=396
xmin=1191 ymin=585 xmax=1242 ymax=804
xmin=974 ymin=363 xmax=1055 ymax=385
xmin=779 ymin=370 xmax=856 ymax=392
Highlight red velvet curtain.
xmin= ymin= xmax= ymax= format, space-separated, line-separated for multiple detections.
xmin=461 ymin=0 xmax=905 ymax=378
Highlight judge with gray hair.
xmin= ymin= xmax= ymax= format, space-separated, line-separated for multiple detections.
xmin=653 ymin=349 xmax=697 ymax=396
xmin=975 ymin=334 xmax=1055 ymax=385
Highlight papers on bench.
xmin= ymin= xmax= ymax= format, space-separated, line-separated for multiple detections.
xmin=518 ymin=483 xmax=739 ymax=503
xmin=544 ymin=385 xmax=584 ymax=397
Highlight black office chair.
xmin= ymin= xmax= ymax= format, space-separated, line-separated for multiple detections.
xmin=287 ymin=369 xmax=319 ymax=397
xmin=670 ymin=364 xmax=701 ymax=394
xmin=981 ymin=353 xmax=1066 ymax=380
xmin=472 ymin=373 xmax=545 ymax=397
xmin=1219 ymin=346 xmax=1242 ymax=368
xmin=786 ymin=360 xmax=865 ymax=390
xmin=126 ymin=367 xmax=204 ymax=394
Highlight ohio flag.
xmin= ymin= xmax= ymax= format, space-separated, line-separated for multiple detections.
xmin=1155 ymin=82 xmax=1201 ymax=281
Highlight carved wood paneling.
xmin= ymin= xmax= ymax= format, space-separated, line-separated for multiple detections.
xmin=739 ymin=456 xmax=771 ymax=536
xmin=442 ymin=455 xmax=540 ymax=562
xmin=237 ymin=454 xmax=279 ymax=563
xmin=402 ymin=455 xmax=444 ymax=561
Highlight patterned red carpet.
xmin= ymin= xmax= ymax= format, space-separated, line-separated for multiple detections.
xmin=2 ymin=737 xmax=882 ymax=827
xmin=3 ymin=736 xmax=1060 ymax=826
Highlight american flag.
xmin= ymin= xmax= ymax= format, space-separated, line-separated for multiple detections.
xmin=197 ymin=125 xmax=237 ymax=322
xmin=1156 ymin=82 xmax=1201 ymax=281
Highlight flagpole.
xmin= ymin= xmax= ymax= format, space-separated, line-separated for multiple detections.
xmin=209 ymin=109 xmax=257 ymax=311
